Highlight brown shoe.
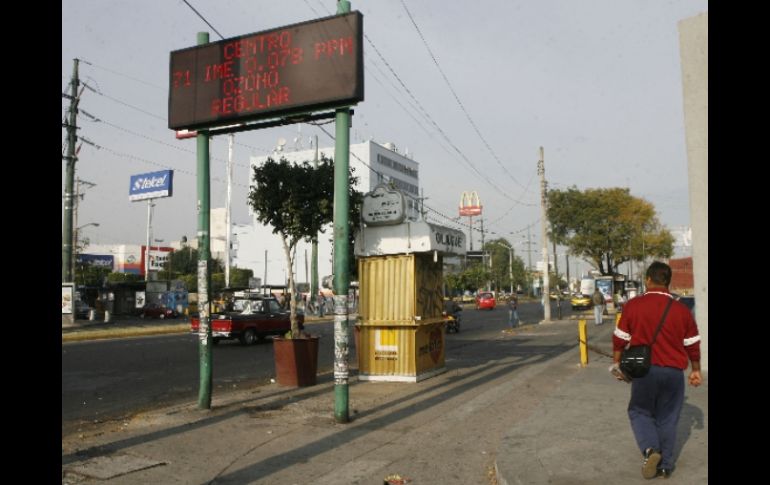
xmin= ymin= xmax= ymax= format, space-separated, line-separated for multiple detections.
xmin=642 ymin=448 xmax=661 ymax=479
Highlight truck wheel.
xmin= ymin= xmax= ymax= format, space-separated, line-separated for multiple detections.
xmin=240 ymin=329 xmax=257 ymax=346
xmin=212 ymin=337 xmax=221 ymax=345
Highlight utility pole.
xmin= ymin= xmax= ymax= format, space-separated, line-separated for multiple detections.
xmin=195 ymin=32 xmax=213 ymax=410
xmin=311 ymin=135 xmax=319 ymax=314
xmin=419 ymin=188 xmax=428 ymax=220
xmin=225 ymin=133 xmax=233 ymax=287
xmin=565 ymin=253 xmax=571 ymax=292
xmin=538 ymin=146 xmax=551 ymax=322
xmin=469 ymin=216 xmax=473 ymax=251
xmin=62 ymin=58 xmax=79 ymax=283
xmin=526 ymin=225 xmax=533 ymax=296
xmin=508 ymin=246 xmax=513 ymax=295
xmin=264 ymin=249 xmax=268 ymax=295
xmin=71 ymin=178 xmax=96 ymax=275
xmin=333 ymin=0 xmax=352 ymax=424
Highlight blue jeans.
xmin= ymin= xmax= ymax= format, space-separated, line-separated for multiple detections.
xmin=508 ymin=309 xmax=519 ymax=327
xmin=593 ymin=304 xmax=604 ymax=324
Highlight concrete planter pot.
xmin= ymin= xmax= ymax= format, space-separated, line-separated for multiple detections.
xmin=273 ymin=336 xmax=320 ymax=387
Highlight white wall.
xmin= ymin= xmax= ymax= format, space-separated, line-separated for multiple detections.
xmin=679 ymin=11 xmax=708 ymax=370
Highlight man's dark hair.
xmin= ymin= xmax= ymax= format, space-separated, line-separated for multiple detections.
xmin=646 ymin=261 xmax=672 ymax=286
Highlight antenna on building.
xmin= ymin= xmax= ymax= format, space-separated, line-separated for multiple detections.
xmin=293 ymin=125 xmax=302 ymax=150
xmin=274 ymin=138 xmax=286 ymax=158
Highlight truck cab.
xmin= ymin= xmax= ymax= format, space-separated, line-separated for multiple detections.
xmin=190 ymin=294 xmax=303 ymax=345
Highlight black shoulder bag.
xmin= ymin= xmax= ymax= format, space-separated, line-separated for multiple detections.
xmin=620 ymin=298 xmax=673 ymax=379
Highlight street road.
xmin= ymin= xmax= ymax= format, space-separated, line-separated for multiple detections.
xmin=62 ymin=299 xmax=583 ymax=435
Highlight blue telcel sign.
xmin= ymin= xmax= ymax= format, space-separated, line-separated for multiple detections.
xmin=129 ymin=170 xmax=174 ymax=201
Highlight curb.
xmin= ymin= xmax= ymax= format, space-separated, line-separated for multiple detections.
xmin=62 ymin=324 xmax=190 ymax=342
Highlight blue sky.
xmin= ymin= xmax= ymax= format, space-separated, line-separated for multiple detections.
xmin=62 ymin=0 xmax=707 ymax=265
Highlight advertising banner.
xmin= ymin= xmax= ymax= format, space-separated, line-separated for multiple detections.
xmin=62 ymin=284 xmax=74 ymax=314
xmin=129 ymin=170 xmax=174 ymax=201
xmin=76 ymin=254 xmax=115 ymax=270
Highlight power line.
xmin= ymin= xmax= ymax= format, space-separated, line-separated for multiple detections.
xmin=81 ymin=140 xmax=250 ymax=190
xmin=80 ymin=58 xmax=165 ymax=91
xmin=181 ymin=0 xmax=225 ymax=40
xmin=399 ymin=0 xmax=525 ymax=190
xmin=82 ymin=82 xmax=166 ymax=121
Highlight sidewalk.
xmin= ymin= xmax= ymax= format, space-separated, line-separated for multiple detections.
xmin=62 ymin=319 xmax=707 ymax=484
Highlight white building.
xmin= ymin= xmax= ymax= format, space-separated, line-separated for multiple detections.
xmin=232 ymin=140 xmax=421 ymax=285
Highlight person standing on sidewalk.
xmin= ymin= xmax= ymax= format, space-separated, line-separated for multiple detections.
xmin=611 ymin=261 xmax=702 ymax=479
xmin=507 ymin=294 xmax=519 ymax=328
xmin=592 ymin=288 xmax=605 ymax=324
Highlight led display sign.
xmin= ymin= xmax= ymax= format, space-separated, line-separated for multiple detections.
xmin=168 ymin=12 xmax=363 ymax=130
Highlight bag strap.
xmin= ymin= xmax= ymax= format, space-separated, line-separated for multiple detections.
xmin=650 ymin=298 xmax=674 ymax=346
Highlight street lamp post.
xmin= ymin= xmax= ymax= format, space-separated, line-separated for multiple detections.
xmin=489 ymin=240 xmax=515 ymax=296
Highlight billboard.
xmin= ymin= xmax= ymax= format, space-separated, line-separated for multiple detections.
xmin=459 ymin=191 xmax=482 ymax=216
xmin=76 ymin=254 xmax=115 ymax=270
xmin=140 ymin=246 xmax=174 ymax=274
xmin=129 ymin=170 xmax=174 ymax=202
xmin=168 ymin=12 xmax=364 ymax=130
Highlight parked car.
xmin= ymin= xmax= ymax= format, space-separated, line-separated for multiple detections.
xmin=475 ymin=291 xmax=496 ymax=310
xmin=141 ymin=303 xmax=178 ymax=319
xmin=570 ymin=294 xmax=592 ymax=311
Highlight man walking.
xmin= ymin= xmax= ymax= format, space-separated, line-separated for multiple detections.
xmin=592 ymin=288 xmax=605 ymax=325
xmin=611 ymin=261 xmax=702 ymax=479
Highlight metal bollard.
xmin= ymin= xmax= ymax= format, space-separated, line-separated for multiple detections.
xmin=578 ymin=319 xmax=588 ymax=367
xmin=104 ymin=310 xmax=111 ymax=323
xmin=89 ymin=309 xmax=96 ymax=321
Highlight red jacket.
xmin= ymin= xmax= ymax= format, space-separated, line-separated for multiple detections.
xmin=613 ymin=290 xmax=700 ymax=370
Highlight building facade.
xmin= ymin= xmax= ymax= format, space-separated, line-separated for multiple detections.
xmin=233 ymin=140 xmax=421 ymax=285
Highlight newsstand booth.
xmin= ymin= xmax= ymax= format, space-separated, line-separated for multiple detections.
xmin=354 ymin=195 xmax=466 ymax=382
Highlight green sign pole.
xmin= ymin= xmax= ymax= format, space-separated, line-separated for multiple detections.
xmin=333 ymin=0 xmax=352 ymax=425
xmin=196 ymin=31 xmax=213 ymax=410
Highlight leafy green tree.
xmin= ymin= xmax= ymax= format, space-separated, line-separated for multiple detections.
xmin=168 ymin=245 xmax=198 ymax=275
xmin=106 ymin=272 xmax=143 ymax=284
xmin=483 ymin=239 xmax=528 ymax=293
xmin=229 ymin=267 xmax=254 ymax=288
xmin=248 ymin=155 xmax=361 ymax=337
xmin=444 ymin=263 xmax=491 ymax=295
xmin=75 ymin=264 xmax=111 ymax=287
xmin=547 ymin=187 xmax=674 ymax=275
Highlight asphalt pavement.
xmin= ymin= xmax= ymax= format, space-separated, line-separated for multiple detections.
xmin=62 ymin=313 xmax=708 ymax=484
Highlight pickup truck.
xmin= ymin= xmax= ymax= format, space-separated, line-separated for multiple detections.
xmin=190 ymin=296 xmax=304 ymax=345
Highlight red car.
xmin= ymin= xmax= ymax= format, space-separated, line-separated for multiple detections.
xmin=475 ymin=292 xmax=496 ymax=310
xmin=141 ymin=303 xmax=178 ymax=319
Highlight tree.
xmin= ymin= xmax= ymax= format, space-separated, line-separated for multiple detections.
xmin=547 ymin=187 xmax=674 ymax=275
xmin=483 ymin=239 xmax=528 ymax=293
xmin=229 ymin=267 xmax=254 ymax=288
xmin=248 ymin=155 xmax=361 ymax=337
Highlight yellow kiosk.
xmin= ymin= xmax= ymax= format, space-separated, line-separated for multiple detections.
xmin=354 ymin=185 xmax=466 ymax=382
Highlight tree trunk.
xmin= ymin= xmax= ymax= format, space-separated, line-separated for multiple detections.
xmin=281 ymin=236 xmax=299 ymax=338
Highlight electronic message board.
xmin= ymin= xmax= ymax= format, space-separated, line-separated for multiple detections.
xmin=169 ymin=12 xmax=363 ymax=130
